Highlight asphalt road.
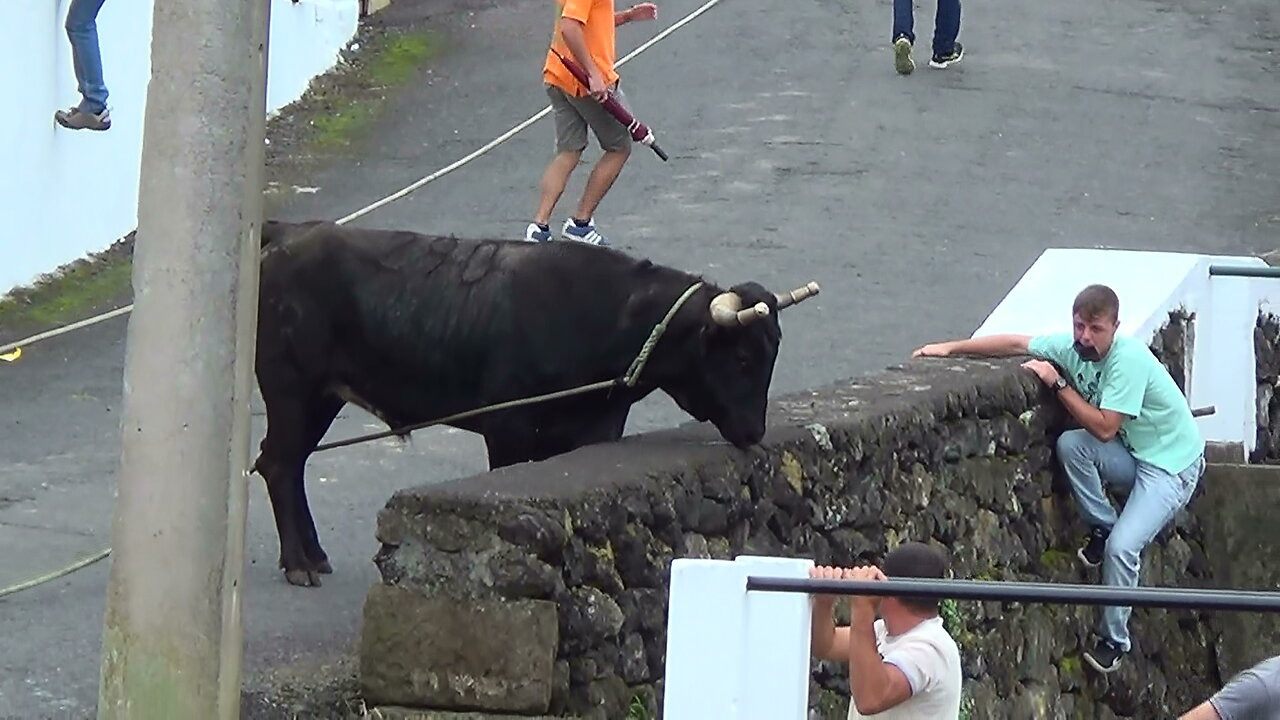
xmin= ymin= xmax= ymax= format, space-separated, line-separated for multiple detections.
xmin=2 ymin=0 xmax=1277 ymax=715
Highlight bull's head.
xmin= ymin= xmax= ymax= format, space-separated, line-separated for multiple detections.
xmin=662 ymin=280 xmax=820 ymax=449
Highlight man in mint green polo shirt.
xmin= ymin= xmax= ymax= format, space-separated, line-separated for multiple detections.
xmin=912 ymin=283 xmax=1205 ymax=675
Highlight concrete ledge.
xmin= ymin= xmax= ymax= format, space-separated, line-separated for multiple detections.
xmin=1198 ymin=463 xmax=1280 ymax=680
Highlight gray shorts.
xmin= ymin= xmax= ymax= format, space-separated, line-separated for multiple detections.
xmin=546 ymin=82 xmax=632 ymax=154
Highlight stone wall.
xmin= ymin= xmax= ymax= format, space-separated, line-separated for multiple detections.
xmin=358 ymin=319 xmax=1280 ymax=720
xmin=1252 ymin=312 xmax=1280 ymax=462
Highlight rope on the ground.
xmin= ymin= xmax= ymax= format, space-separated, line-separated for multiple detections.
xmin=3 ymin=282 xmax=705 ymax=597
xmin=0 ymin=548 xmax=111 ymax=600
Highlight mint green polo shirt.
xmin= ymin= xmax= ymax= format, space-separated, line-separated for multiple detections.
xmin=1028 ymin=333 xmax=1204 ymax=474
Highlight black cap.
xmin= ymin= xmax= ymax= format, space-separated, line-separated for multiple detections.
xmin=882 ymin=541 xmax=948 ymax=580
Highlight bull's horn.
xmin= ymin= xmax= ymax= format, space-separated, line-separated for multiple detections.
xmin=775 ymin=281 xmax=820 ymax=310
xmin=709 ymin=291 xmax=770 ymax=327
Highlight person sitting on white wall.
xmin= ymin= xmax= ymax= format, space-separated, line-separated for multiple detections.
xmin=809 ymin=542 xmax=963 ymax=719
xmin=55 ymin=0 xmax=112 ymax=131
xmin=911 ymin=283 xmax=1206 ymax=675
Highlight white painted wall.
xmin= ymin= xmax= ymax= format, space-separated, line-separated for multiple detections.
xmin=972 ymin=248 xmax=1280 ymax=458
xmin=0 ymin=0 xmax=358 ymax=297
xmin=663 ymin=556 xmax=814 ymax=720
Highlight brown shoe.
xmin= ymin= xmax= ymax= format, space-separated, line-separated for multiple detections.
xmin=55 ymin=106 xmax=111 ymax=131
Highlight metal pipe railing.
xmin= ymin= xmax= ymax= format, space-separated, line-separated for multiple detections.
xmin=746 ymin=576 xmax=1280 ymax=612
xmin=1208 ymin=264 xmax=1280 ymax=279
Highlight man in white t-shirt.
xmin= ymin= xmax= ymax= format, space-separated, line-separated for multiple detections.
xmin=809 ymin=542 xmax=963 ymax=719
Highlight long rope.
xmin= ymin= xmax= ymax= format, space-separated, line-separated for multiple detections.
xmin=308 ymin=281 xmax=703 ymax=455
xmin=1 ymin=282 xmax=704 ymax=599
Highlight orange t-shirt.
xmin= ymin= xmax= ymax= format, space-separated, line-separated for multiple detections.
xmin=543 ymin=0 xmax=621 ymax=97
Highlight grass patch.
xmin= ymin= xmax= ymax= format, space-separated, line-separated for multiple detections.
xmin=0 ymin=236 xmax=134 ymax=343
xmin=370 ymin=31 xmax=440 ymax=86
xmin=310 ymin=100 xmax=380 ymax=150
xmin=271 ymin=27 xmax=443 ymax=157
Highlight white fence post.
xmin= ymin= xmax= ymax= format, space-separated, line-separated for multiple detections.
xmin=663 ymin=555 xmax=815 ymax=720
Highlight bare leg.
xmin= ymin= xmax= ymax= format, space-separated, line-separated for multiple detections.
xmin=535 ymin=150 xmax=583 ymax=225
xmin=574 ymin=147 xmax=630 ymax=221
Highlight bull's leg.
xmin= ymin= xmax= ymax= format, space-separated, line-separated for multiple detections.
xmin=255 ymin=429 xmax=313 ymax=586
xmin=295 ymin=395 xmax=345 ymax=574
xmin=255 ymin=388 xmax=342 ymax=587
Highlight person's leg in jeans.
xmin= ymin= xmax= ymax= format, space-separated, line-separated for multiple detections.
xmin=1056 ymin=428 xmax=1138 ymax=534
xmin=929 ymin=0 xmax=963 ymax=68
xmin=891 ymin=0 xmax=916 ymax=74
xmin=1090 ymin=454 xmax=1203 ymax=668
xmin=57 ymin=0 xmax=111 ymax=130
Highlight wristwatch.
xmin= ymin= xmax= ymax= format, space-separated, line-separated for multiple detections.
xmin=1052 ymin=377 xmax=1068 ymax=393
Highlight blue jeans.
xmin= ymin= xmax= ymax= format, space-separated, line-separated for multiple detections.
xmin=66 ymin=0 xmax=109 ymax=113
xmin=893 ymin=0 xmax=961 ymax=58
xmin=1056 ymin=429 xmax=1204 ymax=652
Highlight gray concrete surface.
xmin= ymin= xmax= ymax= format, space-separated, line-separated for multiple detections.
xmin=2 ymin=0 xmax=1277 ymax=716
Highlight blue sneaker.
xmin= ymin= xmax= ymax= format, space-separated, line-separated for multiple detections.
xmin=561 ymin=217 xmax=610 ymax=246
xmin=524 ymin=222 xmax=552 ymax=242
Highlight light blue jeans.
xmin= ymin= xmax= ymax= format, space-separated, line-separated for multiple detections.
xmin=66 ymin=0 xmax=109 ymax=113
xmin=1056 ymin=429 xmax=1204 ymax=652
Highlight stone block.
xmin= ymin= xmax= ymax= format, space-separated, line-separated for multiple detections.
xmin=1198 ymin=463 xmax=1280 ymax=679
xmin=360 ymin=585 xmax=558 ymax=713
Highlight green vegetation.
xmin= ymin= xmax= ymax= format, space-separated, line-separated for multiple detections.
xmin=308 ymin=29 xmax=441 ymax=151
xmin=1040 ymin=549 xmax=1074 ymax=572
xmin=940 ymin=597 xmax=979 ymax=652
xmin=627 ymin=693 xmax=650 ymax=720
xmin=958 ymin=686 xmax=976 ymax=720
xmin=0 ymin=241 xmax=133 ymax=338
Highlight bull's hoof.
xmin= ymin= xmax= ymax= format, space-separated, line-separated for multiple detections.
xmin=284 ymin=568 xmax=323 ymax=587
xmin=316 ymin=559 xmax=333 ymax=574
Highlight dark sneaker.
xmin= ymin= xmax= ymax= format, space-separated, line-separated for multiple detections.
xmin=893 ymin=36 xmax=915 ymax=75
xmin=1084 ymin=638 xmax=1124 ymax=673
xmin=524 ymin=222 xmax=552 ymax=242
xmin=55 ymin=106 xmax=111 ymax=131
xmin=1078 ymin=526 xmax=1109 ymax=568
xmin=929 ymin=42 xmax=964 ymax=69
xmin=561 ymin=217 xmax=609 ymax=246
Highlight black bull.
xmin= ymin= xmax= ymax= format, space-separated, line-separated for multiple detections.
xmin=253 ymin=220 xmax=819 ymax=586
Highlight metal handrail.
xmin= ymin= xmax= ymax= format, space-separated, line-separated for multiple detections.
xmin=747 ymin=576 xmax=1280 ymax=612
xmin=1208 ymin=264 xmax=1280 ymax=278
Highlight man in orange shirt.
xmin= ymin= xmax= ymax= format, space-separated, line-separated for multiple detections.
xmin=525 ymin=1 xmax=658 ymax=246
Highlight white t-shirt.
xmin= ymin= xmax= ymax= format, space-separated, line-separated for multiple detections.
xmin=847 ymin=616 xmax=962 ymax=720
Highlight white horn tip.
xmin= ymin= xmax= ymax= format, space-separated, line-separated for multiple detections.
xmin=736 ymin=302 xmax=769 ymax=324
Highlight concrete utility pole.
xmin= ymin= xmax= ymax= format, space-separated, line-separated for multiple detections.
xmin=97 ymin=0 xmax=271 ymax=715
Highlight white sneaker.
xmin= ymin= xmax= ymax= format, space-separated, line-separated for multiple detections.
xmin=561 ymin=217 xmax=610 ymax=246
xmin=524 ymin=222 xmax=551 ymax=242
